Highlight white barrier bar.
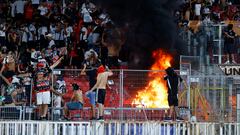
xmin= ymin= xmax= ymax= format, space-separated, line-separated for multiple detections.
xmin=78 ymin=123 xmax=81 ymax=135
xmin=133 ymin=122 xmax=136 ymax=135
xmin=54 ymin=123 xmax=57 ymax=135
xmin=0 ymin=121 xmax=1 ymax=135
xmin=31 ymin=123 xmax=34 ymax=135
xmin=117 ymin=122 xmax=121 ymax=135
xmin=154 ymin=122 xmax=157 ymax=135
xmin=177 ymin=123 xmax=181 ymax=135
xmin=220 ymin=124 xmax=223 ymax=135
xmin=167 ymin=124 xmax=170 ymax=135
xmin=211 ymin=123 xmax=215 ymax=135
xmin=0 ymin=121 xmax=240 ymax=135
xmin=14 ymin=123 xmax=17 ymax=135
xmin=124 ymin=122 xmax=128 ymax=135
xmin=62 ymin=123 xmax=66 ymax=135
xmin=6 ymin=123 xmax=9 ymax=135
xmin=229 ymin=124 xmax=232 ymax=135
xmin=182 ymin=123 xmax=186 ymax=135
xmin=237 ymin=123 xmax=239 ymax=135
xmin=70 ymin=123 xmax=73 ymax=135
xmin=21 ymin=123 xmax=24 ymax=135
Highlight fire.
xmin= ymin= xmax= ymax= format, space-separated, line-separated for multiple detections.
xmin=132 ymin=49 xmax=172 ymax=108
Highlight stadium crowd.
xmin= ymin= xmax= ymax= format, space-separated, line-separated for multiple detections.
xmin=176 ymin=0 xmax=240 ymax=23
xmin=178 ymin=0 xmax=240 ymax=64
xmin=0 ymin=0 xmax=239 ymax=120
xmin=0 ymin=0 xmax=119 ymax=120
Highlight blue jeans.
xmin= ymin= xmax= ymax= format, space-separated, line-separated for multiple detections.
xmin=86 ymin=91 xmax=96 ymax=106
xmin=66 ymin=102 xmax=83 ymax=110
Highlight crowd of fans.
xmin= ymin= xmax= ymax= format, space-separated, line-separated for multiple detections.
xmin=178 ymin=0 xmax=240 ymax=64
xmin=176 ymin=0 xmax=240 ymax=23
xmin=0 ymin=0 xmax=118 ymax=120
xmin=0 ymin=0 xmax=240 ymax=120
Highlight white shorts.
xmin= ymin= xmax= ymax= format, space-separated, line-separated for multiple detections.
xmin=36 ymin=91 xmax=51 ymax=105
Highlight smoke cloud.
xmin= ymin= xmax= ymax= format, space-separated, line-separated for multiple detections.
xmin=95 ymin=0 xmax=186 ymax=69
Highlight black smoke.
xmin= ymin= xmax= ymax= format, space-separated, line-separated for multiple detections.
xmin=94 ymin=0 xmax=186 ymax=69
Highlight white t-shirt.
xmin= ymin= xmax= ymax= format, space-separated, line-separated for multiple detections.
xmin=65 ymin=26 xmax=73 ymax=38
xmin=31 ymin=0 xmax=40 ymax=5
xmin=28 ymin=24 xmax=36 ymax=41
xmin=0 ymin=28 xmax=5 ymax=37
xmin=38 ymin=26 xmax=48 ymax=38
xmin=80 ymin=27 xmax=88 ymax=41
xmin=81 ymin=8 xmax=93 ymax=23
xmin=38 ymin=6 xmax=48 ymax=16
xmin=54 ymin=30 xmax=64 ymax=40
xmin=81 ymin=2 xmax=96 ymax=13
xmin=50 ymin=25 xmax=56 ymax=34
xmin=195 ymin=4 xmax=201 ymax=16
xmin=12 ymin=0 xmax=27 ymax=14
xmin=21 ymin=27 xmax=28 ymax=42
xmin=48 ymin=40 xmax=55 ymax=48
xmin=56 ymin=80 xmax=66 ymax=93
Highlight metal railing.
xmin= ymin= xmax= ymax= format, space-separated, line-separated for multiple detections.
xmin=0 ymin=68 xmax=239 ymax=123
xmin=0 ymin=121 xmax=240 ymax=135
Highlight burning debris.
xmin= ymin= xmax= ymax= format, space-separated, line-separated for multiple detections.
xmin=132 ymin=49 xmax=172 ymax=108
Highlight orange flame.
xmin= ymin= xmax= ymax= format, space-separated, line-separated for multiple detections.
xmin=132 ymin=49 xmax=172 ymax=108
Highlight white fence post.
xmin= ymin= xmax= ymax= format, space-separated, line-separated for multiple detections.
xmin=62 ymin=123 xmax=66 ymax=135
xmin=54 ymin=123 xmax=57 ymax=135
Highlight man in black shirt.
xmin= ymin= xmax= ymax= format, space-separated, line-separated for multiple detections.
xmin=224 ymin=24 xmax=237 ymax=64
xmin=164 ymin=67 xmax=183 ymax=121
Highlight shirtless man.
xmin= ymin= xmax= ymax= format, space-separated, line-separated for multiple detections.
xmin=0 ymin=51 xmax=16 ymax=96
xmin=101 ymin=24 xmax=125 ymax=68
xmin=0 ymin=51 xmax=16 ymax=74
xmin=63 ymin=83 xmax=83 ymax=119
xmin=88 ymin=65 xmax=113 ymax=120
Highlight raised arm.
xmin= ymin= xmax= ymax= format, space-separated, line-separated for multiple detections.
xmin=50 ymin=57 xmax=64 ymax=69
xmin=80 ymin=63 xmax=87 ymax=75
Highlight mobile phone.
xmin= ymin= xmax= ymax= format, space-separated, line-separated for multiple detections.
xmin=108 ymin=80 xmax=114 ymax=85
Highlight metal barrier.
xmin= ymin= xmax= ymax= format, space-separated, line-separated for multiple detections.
xmin=178 ymin=23 xmax=240 ymax=65
xmin=0 ymin=121 xmax=240 ymax=135
xmin=23 ymin=107 xmax=167 ymax=121
xmin=0 ymin=106 xmax=23 ymax=120
xmin=0 ymin=68 xmax=239 ymax=123
xmin=0 ymin=121 xmax=91 ymax=135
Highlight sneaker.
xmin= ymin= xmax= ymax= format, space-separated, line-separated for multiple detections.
xmin=224 ymin=60 xmax=230 ymax=64
xmin=97 ymin=116 xmax=104 ymax=122
xmin=176 ymin=117 xmax=184 ymax=121
xmin=40 ymin=116 xmax=47 ymax=121
xmin=164 ymin=117 xmax=172 ymax=121
xmin=63 ymin=115 xmax=70 ymax=121
xmin=90 ymin=117 xmax=96 ymax=120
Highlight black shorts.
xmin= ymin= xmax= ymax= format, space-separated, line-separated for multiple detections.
xmin=224 ymin=43 xmax=236 ymax=54
xmin=97 ymin=89 xmax=106 ymax=104
xmin=2 ymin=70 xmax=15 ymax=79
xmin=168 ymin=94 xmax=178 ymax=107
